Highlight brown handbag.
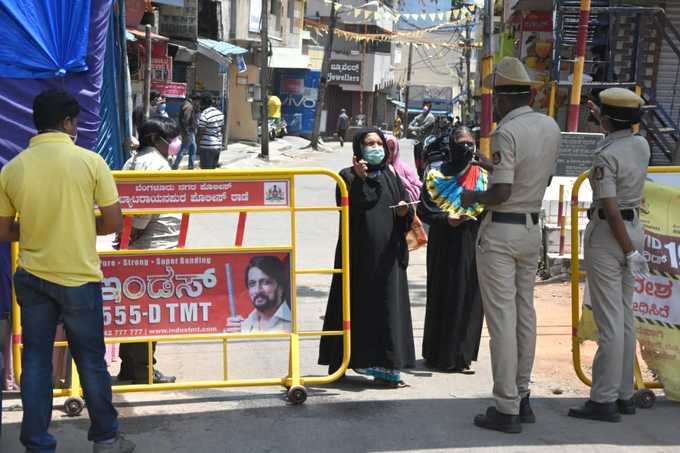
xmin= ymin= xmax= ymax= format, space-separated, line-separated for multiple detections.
xmin=406 ymin=214 xmax=428 ymax=251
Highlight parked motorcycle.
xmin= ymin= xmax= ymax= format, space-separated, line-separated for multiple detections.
xmin=257 ymin=118 xmax=287 ymax=140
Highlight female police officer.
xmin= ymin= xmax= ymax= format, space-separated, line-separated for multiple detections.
xmin=569 ymin=87 xmax=650 ymax=423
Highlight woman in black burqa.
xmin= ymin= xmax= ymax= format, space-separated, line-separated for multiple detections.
xmin=418 ymin=126 xmax=488 ymax=372
xmin=318 ymin=128 xmax=416 ymax=386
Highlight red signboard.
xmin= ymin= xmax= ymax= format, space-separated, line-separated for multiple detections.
xmin=101 ymin=251 xmax=292 ymax=337
xmin=116 ymin=179 xmax=290 ymax=211
xmin=151 ymin=82 xmax=188 ymax=99
xmin=522 ymin=11 xmax=553 ymax=32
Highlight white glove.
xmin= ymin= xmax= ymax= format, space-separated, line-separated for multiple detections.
xmin=626 ymin=250 xmax=649 ymax=278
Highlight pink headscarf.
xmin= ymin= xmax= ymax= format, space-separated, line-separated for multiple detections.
xmin=386 ymin=135 xmax=421 ymax=202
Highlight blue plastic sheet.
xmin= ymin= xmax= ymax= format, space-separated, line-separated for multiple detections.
xmin=0 ymin=0 xmax=92 ymax=78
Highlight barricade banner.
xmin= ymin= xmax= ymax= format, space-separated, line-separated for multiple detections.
xmin=117 ymin=179 xmax=290 ymax=211
xmin=578 ymin=181 xmax=680 ymax=400
xmin=101 ymin=250 xmax=292 ymax=337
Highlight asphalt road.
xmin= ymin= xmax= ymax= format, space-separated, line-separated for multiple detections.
xmin=2 ymin=139 xmax=679 ymax=453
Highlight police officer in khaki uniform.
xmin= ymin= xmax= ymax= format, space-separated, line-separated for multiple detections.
xmin=569 ymin=88 xmax=649 ymax=422
xmin=461 ymin=57 xmax=561 ymax=433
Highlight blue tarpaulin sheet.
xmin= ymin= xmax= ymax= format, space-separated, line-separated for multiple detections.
xmin=0 ymin=0 xmax=92 ymax=79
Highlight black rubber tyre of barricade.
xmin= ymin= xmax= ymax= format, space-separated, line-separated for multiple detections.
xmin=634 ymin=389 xmax=656 ymax=409
xmin=64 ymin=397 xmax=85 ymax=417
xmin=287 ymin=385 xmax=307 ymax=405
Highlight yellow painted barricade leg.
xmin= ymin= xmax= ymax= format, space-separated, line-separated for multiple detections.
xmin=286 ymin=333 xmax=306 ymax=404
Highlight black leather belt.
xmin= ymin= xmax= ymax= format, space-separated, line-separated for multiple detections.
xmin=587 ymin=208 xmax=637 ymax=221
xmin=491 ymin=212 xmax=539 ymax=225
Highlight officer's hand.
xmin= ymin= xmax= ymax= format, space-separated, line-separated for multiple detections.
xmin=626 ymin=250 xmax=649 ymax=278
xmin=460 ymin=191 xmax=476 ymax=208
xmin=395 ymin=200 xmax=409 ymax=217
xmin=225 ymin=316 xmax=244 ymax=333
xmin=353 ymin=155 xmax=368 ymax=180
xmin=587 ymin=100 xmax=602 ymax=124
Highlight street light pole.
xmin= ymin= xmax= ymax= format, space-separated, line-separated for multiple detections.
xmin=402 ymin=43 xmax=413 ymax=130
xmin=259 ymin=0 xmax=269 ymax=159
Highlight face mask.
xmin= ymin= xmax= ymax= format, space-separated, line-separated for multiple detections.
xmin=362 ymin=146 xmax=385 ymax=166
xmin=69 ymin=130 xmax=78 ymax=144
xmin=450 ymin=142 xmax=475 ymax=165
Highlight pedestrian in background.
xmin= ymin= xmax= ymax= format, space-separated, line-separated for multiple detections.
xmin=385 ymin=135 xmax=421 ymax=202
xmin=319 ymin=128 xmax=415 ymax=387
xmin=336 ymin=108 xmax=350 ymax=147
xmin=118 ymin=117 xmax=181 ymax=385
xmin=0 ymin=90 xmax=133 ymax=452
xmin=461 ymin=57 xmax=561 ymax=434
xmin=197 ymin=93 xmax=224 ymax=169
xmin=419 ymin=126 xmax=487 ymax=373
xmin=172 ymin=93 xmax=200 ymax=170
xmin=568 ymin=88 xmax=649 ymax=423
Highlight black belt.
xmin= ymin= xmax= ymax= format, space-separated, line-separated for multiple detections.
xmin=587 ymin=208 xmax=637 ymax=221
xmin=491 ymin=212 xmax=539 ymax=225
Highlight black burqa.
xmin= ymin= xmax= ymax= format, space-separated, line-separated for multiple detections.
xmin=319 ymin=128 xmax=416 ymax=373
xmin=417 ymin=135 xmax=484 ymax=371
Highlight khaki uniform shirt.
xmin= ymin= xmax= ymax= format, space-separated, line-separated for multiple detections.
xmin=491 ymin=106 xmax=561 ymax=213
xmin=588 ymin=129 xmax=649 ymax=210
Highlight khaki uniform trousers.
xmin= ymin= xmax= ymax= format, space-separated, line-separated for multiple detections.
xmin=584 ymin=216 xmax=644 ymax=403
xmin=476 ymin=214 xmax=541 ymax=415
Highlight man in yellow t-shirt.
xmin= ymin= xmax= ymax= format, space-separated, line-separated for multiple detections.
xmin=0 ymin=90 xmax=134 ymax=453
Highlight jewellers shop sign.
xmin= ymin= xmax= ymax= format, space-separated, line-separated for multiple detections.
xmin=328 ymin=60 xmax=362 ymax=85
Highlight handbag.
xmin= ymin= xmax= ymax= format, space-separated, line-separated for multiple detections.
xmin=406 ymin=214 xmax=428 ymax=251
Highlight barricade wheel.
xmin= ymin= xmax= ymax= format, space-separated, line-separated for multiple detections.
xmin=287 ymin=385 xmax=307 ymax=405
xmin=64 ymin=397 xmax=85 ymax=417
xmin=634 ymin=389 xmax=656 ymax=409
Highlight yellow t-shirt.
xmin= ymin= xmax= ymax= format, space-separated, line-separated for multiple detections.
xmin=0 ymin=133 xmax=119 ymax=286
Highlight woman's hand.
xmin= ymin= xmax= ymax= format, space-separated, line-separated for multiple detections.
xmin=447 ymin=214 xmax=468 ymax=227
xmin=396 ymin=200 xmax=409 ymax=217
xmin=353 ymin=155 xmax=368 ymax=180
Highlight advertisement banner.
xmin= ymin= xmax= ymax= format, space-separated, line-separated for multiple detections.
xmin=277 ymin=70 xmax=320 ymax=135
xmin=579 ymin=181 xmax=680 ymax=400
xmin=249 ymin=0 xmax=262 ymax=33
xmin=116 ymin=179 xmax=290 ymax=212
xmin=101 ymin=251 xmax=292 ymax=337
xmin=151 ymin=82 xmax=188 ymax=99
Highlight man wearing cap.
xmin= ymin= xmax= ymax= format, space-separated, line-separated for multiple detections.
xmin=569 ymin=88 xmax=649 ymax=423
xmin=461 ymin=57 xmax=561 ymax=433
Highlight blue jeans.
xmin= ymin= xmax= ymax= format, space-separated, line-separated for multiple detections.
xmin=14 ymin=268 xmax=118 ymax=452
xmin=172 ymin=133 xmax=196 ymax=169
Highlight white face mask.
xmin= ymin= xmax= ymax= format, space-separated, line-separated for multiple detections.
xmin=69 ymin=130 xmax=78 ymax=144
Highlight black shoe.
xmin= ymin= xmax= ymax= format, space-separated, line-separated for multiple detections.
xmin=473 ymin=407 xmax=522 ymax=433
xmin=132 ymin=369 xmax=176 ymax=385
xmin=568 ymin=400 xmax=622 ymax=422
xmin=617 ymin=398 xmax=636 ymax=415
xmin=520 ymin=394 xmax=536 ymax=423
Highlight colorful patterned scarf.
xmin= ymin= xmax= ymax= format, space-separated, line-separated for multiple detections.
xmin=426 ymin=164 xmax=488 ymax=219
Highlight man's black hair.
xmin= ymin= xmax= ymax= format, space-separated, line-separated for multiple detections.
xmin=32 ymin=90 xmax=80 ymax=132
xmin=422 ymin=100 xmax=433 ymax=108
xmin=190 ymin=92 xmax=202 ymax=100
xmin=200 ymin=93 xmax=214 ymax=109
xmin=244 ymin=256 xmax=289 ymax=299
xmin=138 ymin=116 xmax=179 ymax=148
xmin=150 ymin=90 xmax=161 ymax=103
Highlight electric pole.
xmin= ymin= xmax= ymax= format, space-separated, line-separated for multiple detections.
xmin=402 ymin=43 xmax=413 ymax=129
xmin=311 ymin=2 xmax=337 ymax=150
xmin=464 ymin=16 xmax=472 ymax=124
xmin=259 ymin=0 xmax=269 ymax=159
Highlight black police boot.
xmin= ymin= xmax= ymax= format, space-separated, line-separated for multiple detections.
xmin=473 ymin=407 xmax=522 ymax=433
xmin=617 ymin=398 xmax=636 ymax=415
xmin=520 ymin=394 xmax=536 ymax=423
xmin=568 ymin=400 xmax=621 ymax=422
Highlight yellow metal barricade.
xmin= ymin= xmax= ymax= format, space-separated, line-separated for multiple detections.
xmin=11 ymin=168 xmax=351 ymax=414
xmin=570 ymin=166 xmax=680 ymax=408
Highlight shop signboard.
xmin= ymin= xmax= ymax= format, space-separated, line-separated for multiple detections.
xmin=158 ymin=0 xmax=198 ymax=40
xmin=151 ymin=82 xmax=188 ymax=99
xmin=328 ymin=60 xmax=361 ymax=85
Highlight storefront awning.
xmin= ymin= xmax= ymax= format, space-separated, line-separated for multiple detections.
xmin=127 ymin=28 xmax=169 ymax=42
xmin=269 ymin=47 xmax=311 ymax=69
xmin=197 ymin=38 xmax=247 ymax=64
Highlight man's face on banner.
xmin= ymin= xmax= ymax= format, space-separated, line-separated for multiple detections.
xmin=247 ymin=267 xmax=283 ymax=312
